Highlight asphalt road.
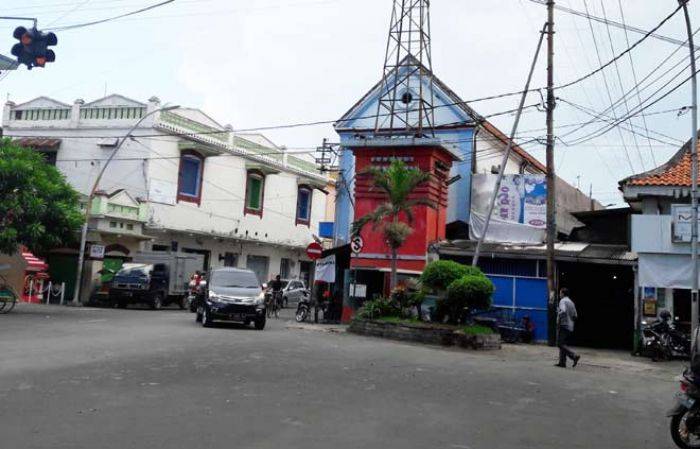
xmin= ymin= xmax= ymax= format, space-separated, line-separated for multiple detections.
xmin=0 ymin=304 xmax=684 ymax=449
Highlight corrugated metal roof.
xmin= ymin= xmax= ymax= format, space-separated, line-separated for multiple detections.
xmin=438 ymin=240 xmax=636 ymax=264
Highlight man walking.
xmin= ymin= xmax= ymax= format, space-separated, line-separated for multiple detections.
xmin=555 ymin=287 xmax=581 ymax=368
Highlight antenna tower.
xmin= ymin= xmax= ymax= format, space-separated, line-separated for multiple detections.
xmin=374 ymin=0 xmax=436 ymax=137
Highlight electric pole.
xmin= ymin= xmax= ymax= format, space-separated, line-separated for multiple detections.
xmin=546 ymin=0 xmax=558 ymax=346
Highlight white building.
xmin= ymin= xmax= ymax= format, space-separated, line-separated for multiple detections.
xmin=3 ymin=95 xmax=330 ymax=301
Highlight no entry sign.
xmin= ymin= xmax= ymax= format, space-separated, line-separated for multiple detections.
xmin=306 ymin=242 xmax=323 ymax=260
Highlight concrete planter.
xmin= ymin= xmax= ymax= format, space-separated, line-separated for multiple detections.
xmin=348 ymin=318 xmax=501 ymax=350
xmin=453 ymin=330 xmax=502 ymax=350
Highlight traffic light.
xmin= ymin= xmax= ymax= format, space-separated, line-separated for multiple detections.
xmin=11 ymin=26 xmax=57 ymax=69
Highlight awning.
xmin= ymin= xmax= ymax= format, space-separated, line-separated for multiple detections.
xmin=14 ymin=138 xmax=61 ymax=149
xmin=21 ymin=249 xmax=48 ymax=272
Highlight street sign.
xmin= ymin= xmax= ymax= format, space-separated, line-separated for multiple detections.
xmin=89 ymin=244 xmax=105 ymax=260
xmin=350 ymin=235 xmax=364 ymax=254
xmin=306 ymin=242 xmax=323 ymax=260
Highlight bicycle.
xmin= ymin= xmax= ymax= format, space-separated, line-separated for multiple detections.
xmin=0 ymin=268 xmax=18 ymax=314
xmin=266 ymin=291 xmax=281 ymax=319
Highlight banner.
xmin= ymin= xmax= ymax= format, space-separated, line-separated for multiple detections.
xmin=470 ymin=174 xmax=547 ymax=244
xmin=314 ymin=255 xmax=336 ymax=283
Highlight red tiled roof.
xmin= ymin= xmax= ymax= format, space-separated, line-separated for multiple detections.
xmin=13 ymin=137 xmax=61 ymax=149
xmin=622 ymin=138 xmax=696 ymax=187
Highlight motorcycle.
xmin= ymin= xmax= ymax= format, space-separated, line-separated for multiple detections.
xmin=642 ymin=312 xmax=690 ymax=361
xmin=295 ymin=291 xmax=312 ymax=322
xmin=669 ymin=368 xmax=700 ymax=448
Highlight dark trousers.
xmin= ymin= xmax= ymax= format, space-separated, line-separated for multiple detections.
xmin=558 ymin=327 xmax=578 ymax=366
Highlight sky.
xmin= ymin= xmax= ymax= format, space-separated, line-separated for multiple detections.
xmin=1 ymin=0 xmax=699 ymax=207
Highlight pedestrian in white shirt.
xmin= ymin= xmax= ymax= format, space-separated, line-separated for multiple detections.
xmin=555 ymin=287 xmax=580 ymax=368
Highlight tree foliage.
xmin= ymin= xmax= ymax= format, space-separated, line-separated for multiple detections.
xmin=446 ymin=275 xmax=494 ymax=313
xmin=0 ymin=140 xmax=83 ymax=255
xmin=420 ymin=260 xmax=485 ymax=292
xmin=351 ymin=159 xmax=435 ymax=291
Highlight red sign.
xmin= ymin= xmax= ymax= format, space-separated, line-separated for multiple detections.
xmin=306 ymin=242 xmax=323 ymax=260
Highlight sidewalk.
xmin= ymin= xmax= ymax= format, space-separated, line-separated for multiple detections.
xmin=496 ymin=342 xmax=685 ymax=379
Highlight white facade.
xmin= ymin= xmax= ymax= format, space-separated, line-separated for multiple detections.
xmin=3 ymin=94 xmax=329 ymax=287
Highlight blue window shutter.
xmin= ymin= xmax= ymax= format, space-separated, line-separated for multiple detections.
xmin=180 ymin=156 xmax=201 ymax=196
xmin=297 ymin=188 xmax=311 ymax=221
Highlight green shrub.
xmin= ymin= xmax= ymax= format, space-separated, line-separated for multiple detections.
xmin=357 ymin=297 xmax=400 ymax=320
xmin=443 ymin=275 xmax=495 ymax=324
xmin=421 ymin=260 xmax=471 ymax=291
xmin=461 ymin=324 xmax=495 ymax=335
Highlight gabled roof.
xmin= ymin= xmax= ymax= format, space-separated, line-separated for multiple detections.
xmin=335 ymin=55 xmax=481 ymax=131
xmin=83 ymin=94 xmax=145 ymax=108
xmin=480 ymin=120 xmax=546 ymax=173
xmin=620 ymin=135 xmax=695 ymax=187
xmin=108 ymin=189 xmax=140 ymax=206
xmin=13 ymin=96 xmax=70 ymax=109
xmin=171 ymin=108 xmax=225 ymax=130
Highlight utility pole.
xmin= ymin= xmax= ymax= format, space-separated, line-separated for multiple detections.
xmin=472 ymin=23 xmax=548 ymax=266
xmin=546 ymin=0 xmax=558 ymax=346
xmin=680 ymin=0 xmax=699 ymax=340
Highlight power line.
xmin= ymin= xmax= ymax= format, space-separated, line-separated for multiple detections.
xmin=527 ymin=0 xmax=688 ymax=47
xmin=558 ymin=98 xmax=683 ymax=146
xmin=46 ymin=0 xmax=175 ymax=31
xmin=564 ymin=67 xmax=700 ymax=146
xmin=557 ymin=27 xmax=699 ymax=142
xmin=618 ymin=0 xmax=657 ymax=166
xmin=600 ymin=1 xmax=644 ymax=171
xmin=582 ymin=0 xmax=635 ymax=173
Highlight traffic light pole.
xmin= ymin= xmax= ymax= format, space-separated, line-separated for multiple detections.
xmin=0 ymin=17 xmax=37 ymax=27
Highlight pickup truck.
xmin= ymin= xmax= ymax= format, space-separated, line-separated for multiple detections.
xmin=109 ymin=252 xmax=203 ymax=309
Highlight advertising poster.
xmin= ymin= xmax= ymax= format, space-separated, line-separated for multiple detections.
xmin=470 ymin=174 xmax=547 ymax=244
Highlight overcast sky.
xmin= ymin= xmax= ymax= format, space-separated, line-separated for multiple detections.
xmin=2 ymin=0 xmax=699 ymax=206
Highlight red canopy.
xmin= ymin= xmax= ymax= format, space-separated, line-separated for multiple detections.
xmin=21 ymin=248 xmax=48 ymax=272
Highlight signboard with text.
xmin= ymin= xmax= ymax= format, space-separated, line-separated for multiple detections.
xmin=672 ymin=204 xmax=699 ymax=243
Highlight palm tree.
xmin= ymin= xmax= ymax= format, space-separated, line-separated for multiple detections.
xmin=351 ymin=159 xmax=436 ymax=292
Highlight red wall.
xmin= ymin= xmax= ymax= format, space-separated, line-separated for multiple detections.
xmin=351 ymin=146 xmax=455 ymax=272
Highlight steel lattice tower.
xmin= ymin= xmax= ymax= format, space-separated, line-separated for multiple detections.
xmin=374 ymin=0 xmax=436 ymax=137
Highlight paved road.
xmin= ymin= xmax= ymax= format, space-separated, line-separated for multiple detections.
xmin=0 ymin=304 xmax=683 ymax=449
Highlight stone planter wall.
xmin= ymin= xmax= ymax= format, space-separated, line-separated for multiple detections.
xmin=348 ymin=319 xmax=501 ymax=350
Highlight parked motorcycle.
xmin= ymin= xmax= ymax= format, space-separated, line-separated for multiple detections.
xmin=642 ymin=311 xmax=690 ymax=361
xmin=295 ymin=291 xmax=312 ymax=322
xmin=669 ymin=368 xmax=700 ymax=448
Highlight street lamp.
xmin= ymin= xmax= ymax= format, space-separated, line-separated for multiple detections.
xmin=679 ymin=0 xmax=699 ymax=340
xmin=71 ymin=104 xmax=180 ymax=305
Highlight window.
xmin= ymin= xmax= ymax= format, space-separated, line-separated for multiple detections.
xmin=177 ymin=151 xmax=204 ymax=205
xmin=296 ymin=185 xmax=312 ymax=226
xmin=40 ymin=151 xmax=57 ymax=166
xmin=223 ymin=252 xmax=238 ymax=267
xmin=245 ymin=170 xmax=265 ymax=216
xmin=126 ymin=224 xmax=134 ymax=231
xmin=152 ymin=244 xmax=169 ymax=252
xmin=280 ymin=258 xmax=291 ymax=278
xmin=109 ymin=222 xmax=117 ymax=228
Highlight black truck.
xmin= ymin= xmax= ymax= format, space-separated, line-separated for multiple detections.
xmin=109 ymin=252 xmax=203 ymax=309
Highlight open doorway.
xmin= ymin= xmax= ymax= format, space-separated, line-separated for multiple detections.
xmin=558 ymin=262 xmax=635 ymax=349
